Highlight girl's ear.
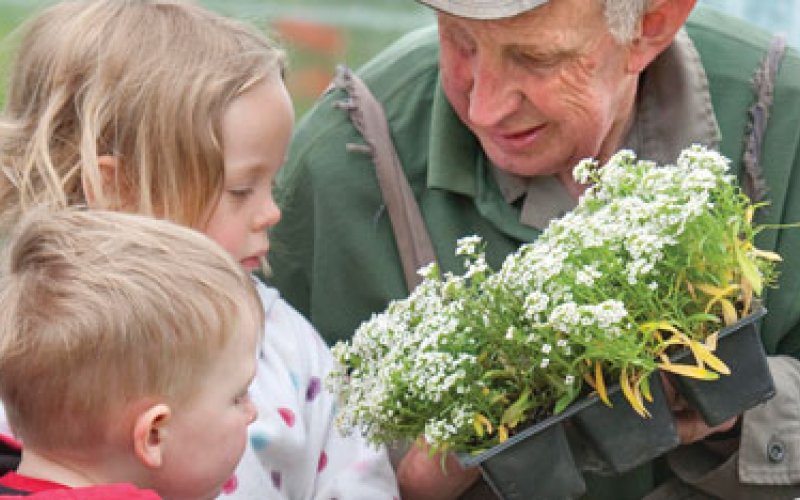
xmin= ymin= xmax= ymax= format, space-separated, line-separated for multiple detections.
xmin=132 ymin=403 xmax=171 ymax=469
xmin=83 ymin=155 xmax=133 ymax=210
xmin=626 ymin=0 xmax=697 ymax=73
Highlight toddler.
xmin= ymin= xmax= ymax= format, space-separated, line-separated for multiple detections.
xmin=0 ymin=208 xmax=263 ymax=499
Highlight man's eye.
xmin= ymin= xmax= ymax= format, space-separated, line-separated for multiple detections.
xmin=516 ymin=53 xmax=557 ymax=69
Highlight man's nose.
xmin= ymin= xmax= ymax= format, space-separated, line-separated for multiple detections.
xmin=467 ymin=57 xmax=521 ymax=128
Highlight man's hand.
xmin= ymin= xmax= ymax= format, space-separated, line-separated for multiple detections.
xmin=661 ymin=373 xmax=739 ymax=444
xmin=396 ymin=440 xmax=481 ymax=500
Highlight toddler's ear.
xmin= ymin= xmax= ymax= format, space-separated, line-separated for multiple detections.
xmin=132 ymin=403 xmax=171 ymax=469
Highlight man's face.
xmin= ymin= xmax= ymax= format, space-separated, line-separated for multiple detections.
xmin=437 ymin=0 xmax=640 ymax=178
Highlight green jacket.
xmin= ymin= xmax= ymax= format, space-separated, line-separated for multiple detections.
xmin=271 ymin=7 xmax=800 ymax=499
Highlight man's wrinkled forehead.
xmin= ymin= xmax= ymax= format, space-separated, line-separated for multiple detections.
xmin=417 ymin=0 xmax=549 ymax=20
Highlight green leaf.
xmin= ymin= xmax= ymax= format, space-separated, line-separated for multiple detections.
xmin=501 ymin=388 xmax=531 ymax=428
xmin=554 ymin=391 xmax=578 ymax=414
xmin=687 ymin=312 xmax=721 ymax=324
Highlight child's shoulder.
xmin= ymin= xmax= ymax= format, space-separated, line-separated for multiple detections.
xmin=252 ymin=278 xmax=331 ymax=355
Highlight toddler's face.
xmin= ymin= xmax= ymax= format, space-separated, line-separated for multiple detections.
xmin=203 ymin=78 xmax=294 ymax=272
xmin=155 ymin=309 xmax=260 ymax=500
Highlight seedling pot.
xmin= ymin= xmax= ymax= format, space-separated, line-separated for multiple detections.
xmin=571 ymin=373 xmax=680 ymax=474
xmin=672 ymin=306 xmax=774 ymax=426
xmin=459 ymin=413 xmax=586 ymax=500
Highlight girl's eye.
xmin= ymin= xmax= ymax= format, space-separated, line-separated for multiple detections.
xmin=228 ymin=187 xmax=253 ymax=198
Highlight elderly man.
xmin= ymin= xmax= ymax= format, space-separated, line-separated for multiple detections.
xmin=270 ymin=0 xmax=800 ymax=498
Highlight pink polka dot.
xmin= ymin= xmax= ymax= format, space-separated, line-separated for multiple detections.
xmin=352 ymin=460 xmax=370 ymax=473
xmin=306 ymin=377 xmax=322 ymax=401
xmin=278 ymin=408 xmax=295 ymax=427
xmin=221 ymin=475 xmax=238 ymax=494
xmin=271 ymin=470 xmax=282 ymax=490
xmin=317 ymin=450 xmax=328 ymax=473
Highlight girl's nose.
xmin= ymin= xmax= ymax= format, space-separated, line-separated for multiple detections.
xmin=253 ymin=200 xmax=281 ymax=231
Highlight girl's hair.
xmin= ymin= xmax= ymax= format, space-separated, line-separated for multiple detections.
xmin=0 ymin=0 xmax=285 ymax=228
xmin=0 ymin=208 xmax=264 ymax=451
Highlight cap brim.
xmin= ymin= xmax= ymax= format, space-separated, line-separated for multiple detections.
xmin=417 ymin=0 xmax=548 ymax=20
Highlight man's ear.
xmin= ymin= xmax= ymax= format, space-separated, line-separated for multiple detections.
xmin=626 ymin=0 xmax=697 ymax=73
xmin=82 ymin=155 xmax=132 ymax=209
xmin=132 ymin=403 xmax=171 ymax=469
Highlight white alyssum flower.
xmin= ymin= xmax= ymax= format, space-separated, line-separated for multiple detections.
xmin=329 ymin=144 xmax=769 ymax=456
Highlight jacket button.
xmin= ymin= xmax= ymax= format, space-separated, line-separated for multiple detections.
xmin=768 ymin=440 xmax=786 ymax=463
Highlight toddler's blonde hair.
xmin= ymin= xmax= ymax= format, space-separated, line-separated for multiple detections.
xmin=0 ymin=0 xmax=285 ymax=228
xmin=0 ymin=208 xmax=264 ymax=451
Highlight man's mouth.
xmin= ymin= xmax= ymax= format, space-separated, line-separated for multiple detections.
xmin=491 ymin=124 xmax=546 ymax=151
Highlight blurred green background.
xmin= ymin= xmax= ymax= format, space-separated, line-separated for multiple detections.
xmin=0 ymin=0 xmax=797 ymax=117
xmin=0 ymin=0 xmax=433 ymax=116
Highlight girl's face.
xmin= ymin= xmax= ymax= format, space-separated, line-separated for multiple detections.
xmin=203 ymin=79 xmax=294 ymax=272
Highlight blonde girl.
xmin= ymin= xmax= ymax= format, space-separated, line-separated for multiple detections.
xmin=0 ymin=1 xmax=398 ymax=498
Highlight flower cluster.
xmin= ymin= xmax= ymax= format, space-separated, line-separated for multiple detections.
xmin=328 ymin=145 xmax=781 ymax=456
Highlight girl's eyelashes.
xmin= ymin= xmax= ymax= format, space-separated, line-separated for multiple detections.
xmin=227 ymin=187 xmax=253 ymax=198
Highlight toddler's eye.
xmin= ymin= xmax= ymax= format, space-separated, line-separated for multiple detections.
xmin=234 ymin=390 xmax=251 ymax=405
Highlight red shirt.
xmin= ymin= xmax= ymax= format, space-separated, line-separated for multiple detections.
xmin=0 ymin=472 xmax=161 ymax=499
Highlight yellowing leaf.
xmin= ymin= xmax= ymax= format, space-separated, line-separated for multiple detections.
xmin=640 ymin=321 xmax=681 ymax=336
xmin=640 ymin=376 xmax=653 ymax=403
xmin=632 ymin=379 xmax=651 ymax=418
xmin=595 ymin=361 xmax=611 ymax=407
xmin=736 ymin=244 xmax=763 ymax=295
xmin=741 ymin=278 xmax=753 ymax=317
xmin=751 ymin=248 xmax=783 ymax=262
xmin=583 ymin=372 xmax=596 ymax=389
xmin=695 ymin=283 xmax=738 ymax=298
xmin=745 ymin=205 xmax=755 ymax=224
xmin=658 ymin=362 xmax=720 ymax=380
xmin=704 ymin=332 xmax=719 ymax=352
xmin=689 ymin=340 xmax=730 ymax=375
xmin=620 ymin=368 xmax=647 ymax=418
xmin=473 ymin=417 xmax=484 ymax=438
xmin=498 ymin=425 xmax=509 ymax=443
xmin=473 ymin=414 xmax=493 ymax=438
xmin=687 ymin=281 xmax=697 ymax=300
xmin=720 ymin=299 xmax=738 ymax=326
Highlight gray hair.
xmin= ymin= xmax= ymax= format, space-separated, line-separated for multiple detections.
xmin=604 ymin=0 xmax=653 ymax=42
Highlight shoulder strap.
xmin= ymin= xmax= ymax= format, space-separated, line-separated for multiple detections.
xmin=742 ymin=35 xmax=787 ymax=203
xmin=332 ymin=65 xmax=437 ymax=291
